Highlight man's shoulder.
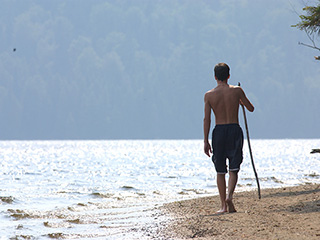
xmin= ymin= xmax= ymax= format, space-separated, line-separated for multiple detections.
xmin=205 ymin=88 xmax=216 ymax=95
xmin=229 ymin=85 xmax=244 ymax=95
xmin=229 ymin=84 xmax=241 ymax=89
xmin=204 ymin=89 xmax=216 ymax=102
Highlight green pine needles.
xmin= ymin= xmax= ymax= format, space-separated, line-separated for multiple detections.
xmin=292 ymin=3 xmax=320 ymax=35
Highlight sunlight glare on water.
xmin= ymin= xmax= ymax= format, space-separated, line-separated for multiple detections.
xmin=0 ymin=139 xmax=319 ymax=239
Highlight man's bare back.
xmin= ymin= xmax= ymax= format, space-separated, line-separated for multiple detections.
xmin=204 ymin=82 xmax=254 ymax=125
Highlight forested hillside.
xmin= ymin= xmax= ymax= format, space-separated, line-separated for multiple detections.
xmin=0 ymin=0 xmax=318 ymax=139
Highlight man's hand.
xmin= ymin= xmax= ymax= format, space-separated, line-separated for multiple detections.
xmin=204 ymin=141 xmax=212 ymax=157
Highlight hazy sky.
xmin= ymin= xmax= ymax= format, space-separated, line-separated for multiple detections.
xmin=0 ymin=0 xmax=319 ymax=140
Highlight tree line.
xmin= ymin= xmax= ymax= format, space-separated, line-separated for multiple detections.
xmin=0 ymin=0 xmax=319 ymax=139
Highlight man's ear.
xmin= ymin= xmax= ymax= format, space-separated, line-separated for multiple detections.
xmin=227 ymin=75 xmax=230 ymax=80
xmin=214 ymin=76 xmax=218 ymax=80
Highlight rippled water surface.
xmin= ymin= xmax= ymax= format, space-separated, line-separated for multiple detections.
xmin=0 ymin=139 xmax=319 ymax=239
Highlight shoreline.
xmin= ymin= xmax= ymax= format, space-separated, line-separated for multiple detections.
xmin=156 ymin=184 xmax=320 ymax=239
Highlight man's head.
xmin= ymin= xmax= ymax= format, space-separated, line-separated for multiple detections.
xmin=214 ymin=63 xmax=230 ymax=81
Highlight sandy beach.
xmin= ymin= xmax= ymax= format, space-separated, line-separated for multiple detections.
xmin=158 ymin=184 xmax=320 ymax=239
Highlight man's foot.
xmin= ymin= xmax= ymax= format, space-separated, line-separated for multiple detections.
xmin=226 ymin=198 xmax=237 ymax=213
xmin=215 ymin=208 xmax=228 ymax=215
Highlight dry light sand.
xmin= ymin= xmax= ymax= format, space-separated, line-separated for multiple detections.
xmin=158 ymin=184 xmax=320 ymax=240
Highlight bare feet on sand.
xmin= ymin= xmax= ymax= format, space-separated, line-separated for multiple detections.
xmin=215 ymin=208 xmax=228 ymax=215
xmin=226 ymin=198 xmax=237 ymax=213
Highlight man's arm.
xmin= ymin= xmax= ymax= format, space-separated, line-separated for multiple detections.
xmin=239 ymin=87 xmax=254 ymax=112
xmin=203 ymin=93 xmax=212 ymax=157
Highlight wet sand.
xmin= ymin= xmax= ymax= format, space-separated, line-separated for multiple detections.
xmin=159 ymin=184 xmax=320 ymax=239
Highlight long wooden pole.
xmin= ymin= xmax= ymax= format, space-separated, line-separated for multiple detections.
xmin=238 ymin=82 xmax=261 ymax=199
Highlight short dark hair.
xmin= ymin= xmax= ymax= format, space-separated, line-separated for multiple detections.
xmin=214 ymin=63 xmax=230 ymax=81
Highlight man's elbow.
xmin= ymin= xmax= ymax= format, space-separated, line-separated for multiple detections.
xmin=249 ymin=106 xmax=254 ymax=112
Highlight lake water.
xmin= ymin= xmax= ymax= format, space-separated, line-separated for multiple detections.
xmin=0 ymin=139 xmax=319 ymax=239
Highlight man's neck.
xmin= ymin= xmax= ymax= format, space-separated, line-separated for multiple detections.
xmin=217 ymin=80 xmax=228 ymax=86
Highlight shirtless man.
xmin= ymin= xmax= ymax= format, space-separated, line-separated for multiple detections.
xmin=203 ymin=63 xmax=254 ymax=214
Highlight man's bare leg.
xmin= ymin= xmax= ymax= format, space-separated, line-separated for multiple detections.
xmin=216 ymin=173 xmax=227 ymax=213
xmin=226 ymin=171 xmax=238 ymax=213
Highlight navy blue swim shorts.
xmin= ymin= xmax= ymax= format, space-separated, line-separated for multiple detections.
xmin=211 ymin=123 xmax=244 ymax=174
